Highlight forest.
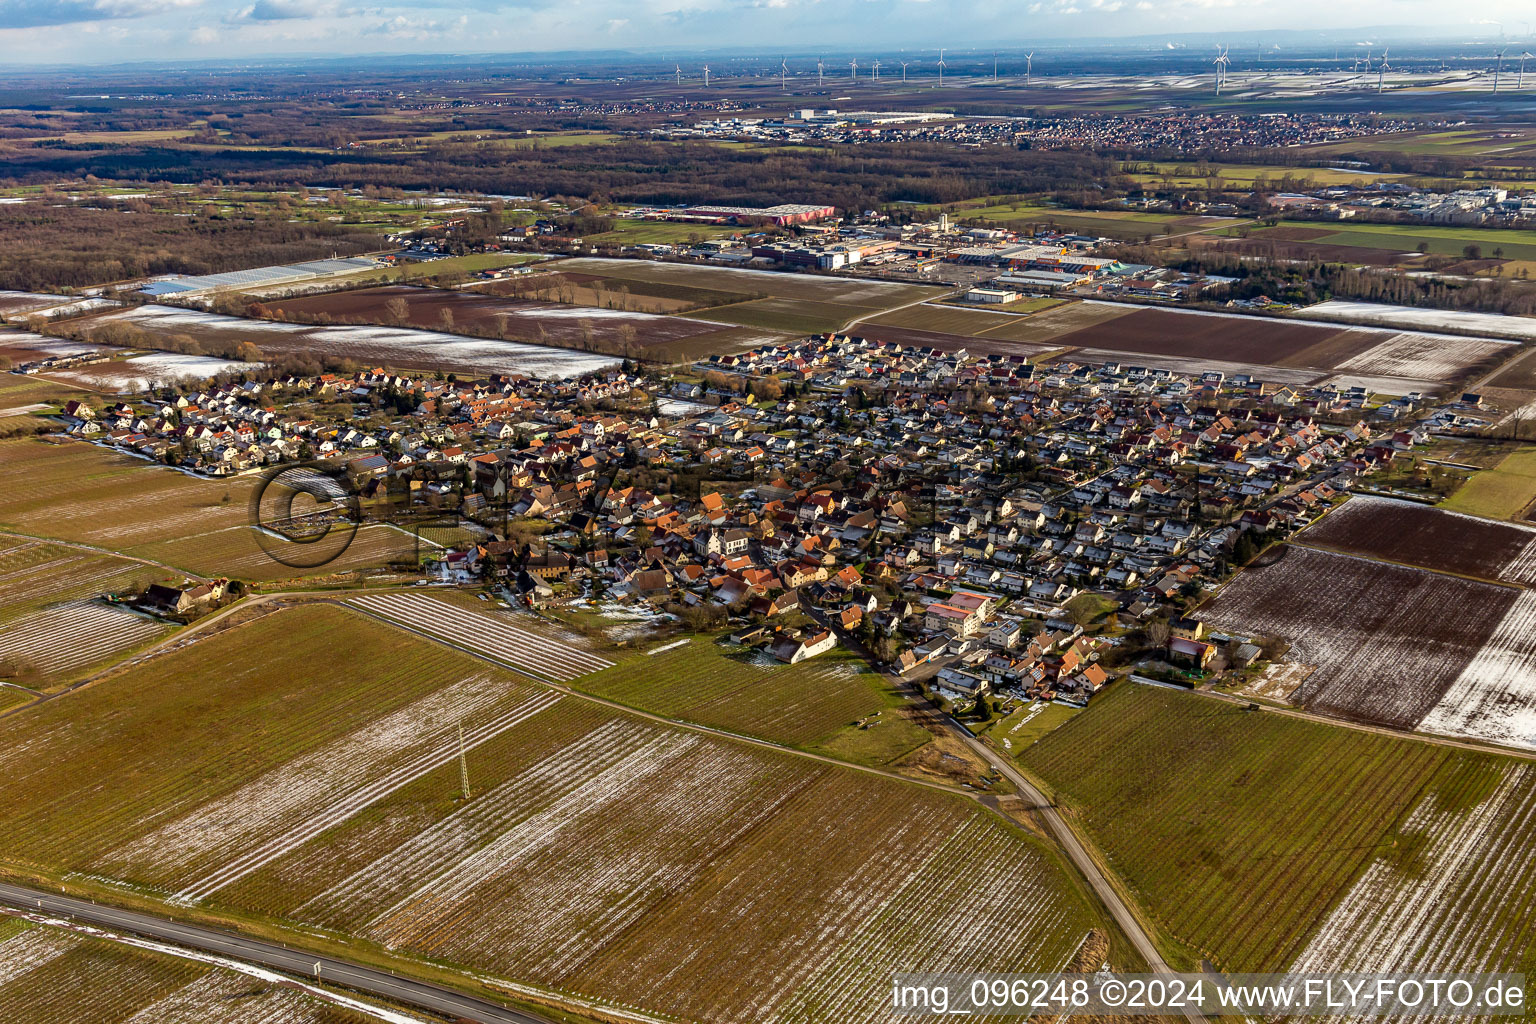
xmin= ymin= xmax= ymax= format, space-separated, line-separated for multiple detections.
xmin=0 ymin=203 xmax=384 ymax=291
xmin=0 ymin=138 xmax=1116 ymax=213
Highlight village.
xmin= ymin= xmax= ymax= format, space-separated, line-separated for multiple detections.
xmin=51 ymin=323 xmax=1423 ymax=716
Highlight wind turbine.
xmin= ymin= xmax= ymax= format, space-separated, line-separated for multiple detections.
xmin=1025 ymin=51 xmax=1034 ymax=82
xmin=900 ymin=59 xmax=915 ymax=83
xmin=781 ymin=56 xmax=788 ymax=91
xmin=872 ymin=58 xmax=882 ymax=81
xmin=703 ymin=64 xmax=711 ymax=88
xmin=849 ymin=58 xmax=858 ymax=82
xmin=674 ymin=64 xmax=682 ymax=86
xmin=817 ymin=56 xmax=825 ymax=86
xmin=1520 ymin=51 xmax=1534 ymax=88
xmin=937 ymin=48 xmax=947 ymax=87
xmin=1494 ymin=47 xmax=1507 ymax=93
xmin=1376 ymin=48 xmax=1390 ymax=92
xmin=1212 ymin=46 xmax=1229 ymax=94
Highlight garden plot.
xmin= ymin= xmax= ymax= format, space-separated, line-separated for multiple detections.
xmin=1196 ymin=546 xmax=1516 ymax=731
xmin=1332 ymin=331 xmax=1512 ymax=383
xmin=1292 ymin=762 xmax=1536 ymax=980
xmin=1300 ymin=495 xmax=1536 ymax=585
xmin=101 ymin=676 xmax=555 ymax=895
xmin=351 ymin=592 xmax=613 ymax=681
xmin=0 ymin=600 xmax=166 ymax=676
xmin=1299 ymin=300 xmax=1536 ymax=341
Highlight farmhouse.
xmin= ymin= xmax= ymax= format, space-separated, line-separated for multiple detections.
xmin=771 ymin=629 xmax=838 ymax=664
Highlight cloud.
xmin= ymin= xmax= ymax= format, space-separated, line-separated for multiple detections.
xmin=244 ymin=0 xmax=324 ymax=18
xmin=0 ymin=0 xmax=196 ymax=28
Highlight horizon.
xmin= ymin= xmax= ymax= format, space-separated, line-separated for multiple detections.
xmin=1 ymin=1 xmax=1535 ymax=68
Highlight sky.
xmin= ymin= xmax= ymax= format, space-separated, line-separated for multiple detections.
xmin=0 ymin=0 xmax=1531 ymax=66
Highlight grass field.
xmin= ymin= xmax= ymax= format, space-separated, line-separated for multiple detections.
xmin=0 ymin=919 xmax=383 ymax=1023
xmin=1023 ymin=683 xmax=1536 ymax=978
xmin=0 ymin=603 xmax=1109 ymax=1022
xmin=1442 ymin=447 xmax=1536 ymax=520
xmin=576 ymin=637 xmax=932 ymax=765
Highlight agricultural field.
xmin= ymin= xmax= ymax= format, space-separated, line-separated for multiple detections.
xmin=349 ymin=591 xmax=615 ymax=682
xmin=262 ymin=284 xmax=777 ymax=361
xmin=1443 ymin=448 xmax=1536 ymax=520
xmin=556 ymin=257 xmax=946 ymax=308
xmin=852 ymin=299 xmax=1128 ymax=358
xmin=0 ymin=600 xmax=167 ymax=684
xmin=0 ymin=438 xmax=411 ymax=584
xmin=1301 ymin=495 xmax=1536 ymax=583
xmin=863 ymin=299 xmax=1497 ymax=390
xmin=1197 ymin=544 xmax=1536 ymax=749
xmin=38 ymin=352 xmax=260 ymax=394
xmin=0 ymin=330 xmax=115 ymax=364
xmin=1024 ymin=683 xmax=1536 ymax=979
xmin=1299 ymin=299 xmax=1536 ymax=341
xmin=0 ymin=604 xmax=1106 ymax=1024
xmin=1123 ymin=161 xmax=1405 ymax=188
xmin=0 ymin=290 xmax=71 ymax=318
xmin=576 ymin=636 xmax=931 ymax=762
xmin=1223 ymin=219 xmax=1536 ymax=263
xmin=81 ymin=305 xmax=620 ymax=380
xmin=679 ymin=296 xmax=862 ymax=335
xmin=927 ymin=198 xmax=1233 ymax=240
xmin=857 ymin=302 xmax=1028 ymax=336
xmin=0 ymin=918 xmax=401 ymax=1023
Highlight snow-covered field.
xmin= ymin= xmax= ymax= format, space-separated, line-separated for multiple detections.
xmin=0 ymin=926 xmax=79 ymax=986
xmin=0 ymin=331 xmax=115 ymax=359
xmin=1292 ymin=764 xmax=1536 ymax=981
xmin=101 ymin=305 xmax=618 ymax=380
xmin=0 ymin=291 xmax=72 ymax=317
xmin=352 ymin=592 xmax=613 ymax=680
xmin=44 ymin=352 xmax=259 ymax=392
xmin=1418 ymin=592 xmax=1536 ymax=750
xmin=0 ymin=601 xmax=165 ymax=674
xmin=561 ymin=257 xmax=929 ymax=304
xmin=102 ymin=683 xmax=561 ymax=902
xmin=656 ymin=398 xmax=712 ymax=416
xmin=1335 ymin=331 xmax=1511 ymax=382
xmin=1197 ymin=546 xmax=1515 ymax=731
xmin=1300 ymin=300 xmax=1536 ymax=341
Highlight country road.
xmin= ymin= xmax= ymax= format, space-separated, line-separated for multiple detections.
xmin=0 ymin=882 xmax=554 ymax=1024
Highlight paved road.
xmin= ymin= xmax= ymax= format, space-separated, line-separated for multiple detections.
xmin=0 ymin=882 xmax=552 ymax=1024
